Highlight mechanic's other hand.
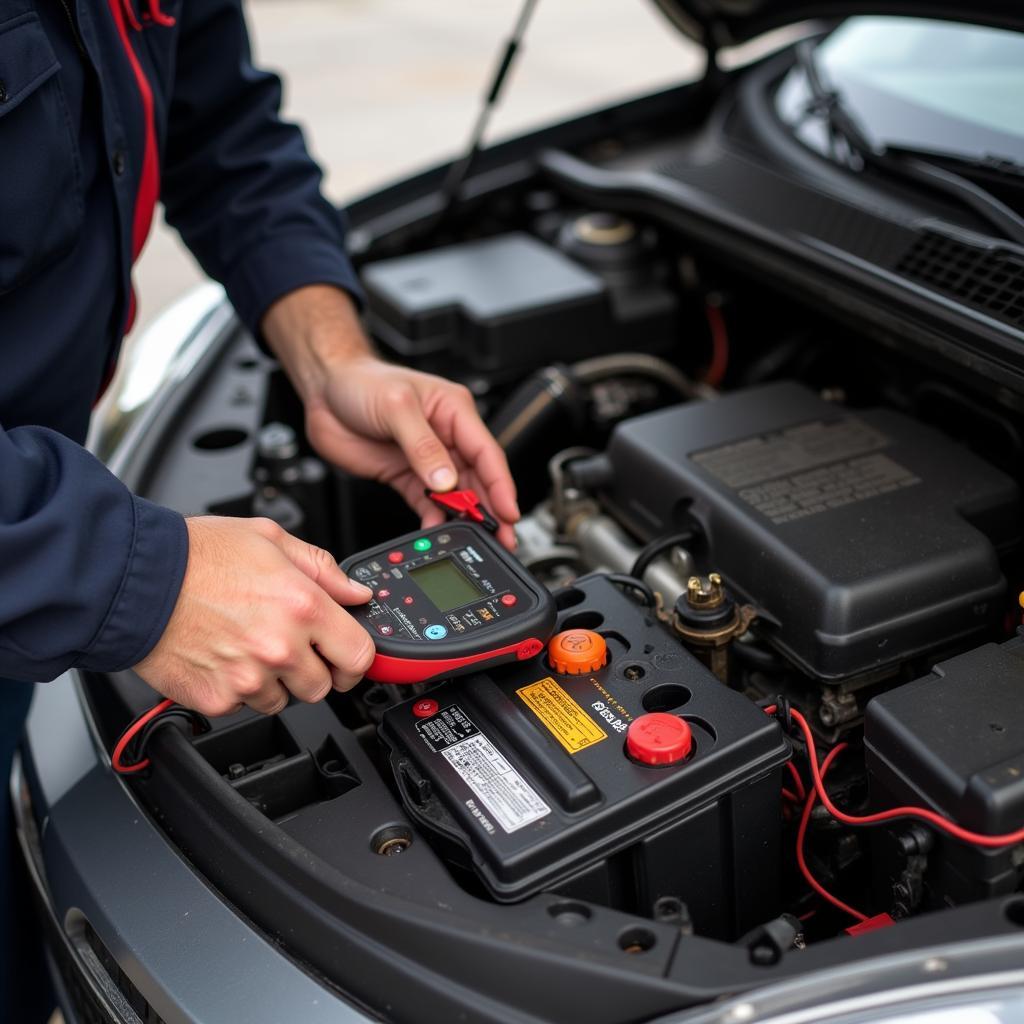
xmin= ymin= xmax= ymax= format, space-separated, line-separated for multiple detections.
xmin=260 ymin=286 xmax=519 ymax=550
xmin=133 ymin=516 xmax=375 ymax=717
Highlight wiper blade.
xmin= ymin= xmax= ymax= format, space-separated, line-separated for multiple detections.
xmin=885 ymin=146 xmax=1024 ymax=182
xmin=793 ymin=41 xmax=1024 ymax=248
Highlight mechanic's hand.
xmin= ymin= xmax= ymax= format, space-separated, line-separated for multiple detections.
xmin=308 ymin=357 xmax=520 ymax=548
xmin=133 ymin=516 xmax=375 ymax=717
xmin=261 ymin=286 xmax=520 ymax=550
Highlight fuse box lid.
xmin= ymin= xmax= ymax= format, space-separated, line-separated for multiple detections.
xmin=865 ymin=638 xmax=1024 ymax=834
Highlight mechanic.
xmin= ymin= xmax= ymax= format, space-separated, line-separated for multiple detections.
xmin=0 ymin=0 xmax=519 ymax=1018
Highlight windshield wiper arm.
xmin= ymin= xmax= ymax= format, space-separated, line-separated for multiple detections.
xmin=885 ymin=145 xmax=1024 ymax=182
xmin=794 ymin=41 xmax=1024 ymax=248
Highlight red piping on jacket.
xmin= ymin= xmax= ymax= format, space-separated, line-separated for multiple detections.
xmin=119 ymin=0 xmax=176 ymax=34
xmin=107 ymin=0 xmax=176 ymax=330
xmin=94 ymin=0 xmax=174 ymax=403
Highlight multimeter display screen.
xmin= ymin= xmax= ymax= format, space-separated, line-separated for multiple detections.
xmin=408 ymin=558 xmax=482 ymax=611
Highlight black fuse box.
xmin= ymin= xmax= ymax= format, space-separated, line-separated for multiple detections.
xmin=380 ymin=577 xmax=790 ymax=939
xmin=362 ymin=233 xmax=613 ymax=374
xmin=602 ymin=381 xmax=1020 ymax=681
xmin=865 ymin=637 xmax=1024 ymax=906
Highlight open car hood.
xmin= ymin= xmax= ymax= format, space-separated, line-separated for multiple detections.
xmin=650 ymin=0 xmax=1024 ymax=49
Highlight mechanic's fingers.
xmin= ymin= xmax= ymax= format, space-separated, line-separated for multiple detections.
xmin=243 ymin=678 xmax=291 ymax=716
xmin=462 ymin=468 xmax=518 ymax=550
xmin=418 ymin=506 xmax=447 ymax=530
xmin=153 ymin=679 xmax=243 ymax=719
xmin=495 ymin=521 xmax=518 ymax=551
xmin=282 ymin=647 xmax=334 ymax=704
xmin=450 ymin=407 xmax=519 ymax=526
xmin=312 ymin=605 xmax=377 ymax=692
xmin=327 ymin=663 xmax=359 ymax=693
xmin=273 ymin=530 xmax=373 ymax=606
xmin=385 ymin=389 xmax=458 ymax=492
xmin=388 ymin=469 xmax=447 ymax=525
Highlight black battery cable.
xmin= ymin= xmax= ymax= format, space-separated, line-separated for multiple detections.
xmin=629 ymin=528 xmax=699 ymax=580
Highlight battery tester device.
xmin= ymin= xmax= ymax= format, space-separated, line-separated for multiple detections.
xmin=339 ymin=490 xmax=557 ymax=684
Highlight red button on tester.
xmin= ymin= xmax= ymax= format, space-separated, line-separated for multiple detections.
xmin=500 ymin=593 xmax=518 ymax=607
xmin=626 ymin=713 xmax=692 ymax=766
xmin=412 ymin=698 xmax=439 ymax=718
xmin=387 ymin=551 xmax=404 ymax=564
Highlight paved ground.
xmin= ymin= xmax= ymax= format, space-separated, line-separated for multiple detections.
xmin=131 ymin=0 xmax=703 ymax=334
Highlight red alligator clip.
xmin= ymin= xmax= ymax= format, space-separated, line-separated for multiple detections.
xmin=427 ymin=488 xmax=499 ymax=533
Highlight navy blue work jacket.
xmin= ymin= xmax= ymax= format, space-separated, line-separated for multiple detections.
xmin=0 ymin=0 xmax=361 ymax=681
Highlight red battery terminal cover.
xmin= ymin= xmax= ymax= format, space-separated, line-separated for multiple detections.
xmin=427 ymin=488 xmax=499 ymax=533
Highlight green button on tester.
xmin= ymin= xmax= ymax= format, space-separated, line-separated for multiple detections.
xmin=413 ymin=537 xmax=432 ymax=552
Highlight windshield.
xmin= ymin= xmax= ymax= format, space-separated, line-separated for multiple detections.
xmin=776 ymin=17 xmax=1024 ymax=167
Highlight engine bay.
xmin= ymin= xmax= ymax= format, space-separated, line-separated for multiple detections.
xmin=358 ymin=364 xmax=1024 ymax=941
xmin=90 ymin=68 xmax=1024 ymax=1021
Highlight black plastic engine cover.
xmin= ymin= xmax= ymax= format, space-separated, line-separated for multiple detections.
xmin=602 ymin=381 xmax=1020 ymax=681
xmin=380 ymin=577 xmax=789 ymax=939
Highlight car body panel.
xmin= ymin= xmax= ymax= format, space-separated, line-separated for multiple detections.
xmin=16 ymin=675 xmax=368 ymax=1024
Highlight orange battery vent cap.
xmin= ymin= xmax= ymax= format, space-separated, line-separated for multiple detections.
xmin=547 ymin=629 xmax=608 ymax=675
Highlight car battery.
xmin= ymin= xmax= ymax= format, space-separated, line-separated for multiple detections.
xmin=380 ymin=577 xmax=790 ymax=939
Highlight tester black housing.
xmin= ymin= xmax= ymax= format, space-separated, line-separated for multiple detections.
xmin=340 ymin=521 xmax=557 ymax=685
xmin=381 ymin=577 xmax=791 ymax=937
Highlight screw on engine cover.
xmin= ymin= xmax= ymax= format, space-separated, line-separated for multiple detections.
xmin=652 ymin=896 xmax=692 ymax=933
xmin=372 ymin=825 xmax=413 ymax=857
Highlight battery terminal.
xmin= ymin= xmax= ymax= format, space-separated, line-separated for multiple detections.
xmin=673 ymin=573 xmax=757 ymax=682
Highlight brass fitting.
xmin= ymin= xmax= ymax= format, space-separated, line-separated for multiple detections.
xmin=672 ymin=573 xmax=756 ymax=683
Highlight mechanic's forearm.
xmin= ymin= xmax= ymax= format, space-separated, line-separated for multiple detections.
xmin=261 ymin=285 xmax=374 ymax=402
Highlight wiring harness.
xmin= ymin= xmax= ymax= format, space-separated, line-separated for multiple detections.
xmin=111 ymin=699 xmax=210 ymax=774
xmin=767 ymin=701 xmax=1024 ymax=924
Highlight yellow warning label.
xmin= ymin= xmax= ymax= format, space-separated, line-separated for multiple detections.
xmin=516 ymin=677 xmax=607 ymax=754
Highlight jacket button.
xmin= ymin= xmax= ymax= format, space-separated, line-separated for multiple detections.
xmin=0 ymin=80 xmax=8 ymax=103
xmin=112 ymin=149 xmax=127 ymax=176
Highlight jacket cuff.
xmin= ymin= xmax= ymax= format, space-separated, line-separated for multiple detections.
xmin=79 ymin=498 xmax=189 ymax=672
xmin=222 ymin=232 xmax=366 ymax=337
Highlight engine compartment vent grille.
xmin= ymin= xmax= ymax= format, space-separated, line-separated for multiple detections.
xmin=897 ymin=231 xmax=1024 ymax=330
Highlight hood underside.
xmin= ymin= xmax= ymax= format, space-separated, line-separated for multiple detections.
xmin=650 ymin=0 xmax=1024 ymax=49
